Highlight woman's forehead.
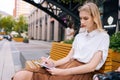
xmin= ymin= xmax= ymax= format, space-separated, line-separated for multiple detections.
xmin=79 ymin=11 xmax=91 ymax=17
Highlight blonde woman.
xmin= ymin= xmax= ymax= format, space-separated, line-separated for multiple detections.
xmin=12 ymin=2 xmax=109 ymax=80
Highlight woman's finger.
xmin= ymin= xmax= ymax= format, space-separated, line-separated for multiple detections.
xmin=46 ymin=69 xmax=55 ymax=75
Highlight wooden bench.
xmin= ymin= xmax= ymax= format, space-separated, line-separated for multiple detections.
xmin=25 ymin=42 xmax=112 ymax=73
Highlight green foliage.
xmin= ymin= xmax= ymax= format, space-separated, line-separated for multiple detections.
xmin=13 ymin=15 xmax=28 ymax=35
xmin=63 ymin=38 xmax=74 ymax=44
xmin=0 ymin=16 xmax=15 ymax=34
xmin=0 ymin=14 xmax=2 ymax=28
xmin=61 ymin=0 xmax=107 ymax=5
xmin=110 ymin=32 xmax=120 ymax=53
xmin=23 ymin=37 xmax=29 ymax=43
xmin=61 ymin=0 xmax=85 ymax=4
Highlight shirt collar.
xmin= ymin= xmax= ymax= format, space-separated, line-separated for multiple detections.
xmin=84 ymin=29 xmax=99 ymax=37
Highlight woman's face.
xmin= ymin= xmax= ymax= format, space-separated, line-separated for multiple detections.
xmin=80 ymin=11 xmax=95 ymax=32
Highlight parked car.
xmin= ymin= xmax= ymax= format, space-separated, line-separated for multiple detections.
xmin=3 ymin=35 xmax=8 ymax=39
xmin=3 ymin=35 xmax=12 ymax=41
xmin=0 ymin=35 xmax=3 ymax=40
xmin=7 ymin=35 xmax=12 ymax=41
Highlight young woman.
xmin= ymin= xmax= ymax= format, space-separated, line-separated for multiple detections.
xmin=12 ymin=2 xmax=110 ymax=80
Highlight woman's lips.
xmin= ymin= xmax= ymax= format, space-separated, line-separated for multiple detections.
xmin=81 ymin=25 xmax=86 ymax=27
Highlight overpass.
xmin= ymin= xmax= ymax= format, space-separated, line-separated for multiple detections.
xmin=23 ymin=0 xmax=81 ymax=31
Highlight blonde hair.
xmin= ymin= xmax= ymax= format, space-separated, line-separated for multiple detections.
xmin=78 ymin=2 xmax=104 ymax=31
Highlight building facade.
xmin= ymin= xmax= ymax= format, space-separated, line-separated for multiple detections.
xmin=27 ymin=0 xmax=119 ymax=42
xmin=13 ymin=0 xmax=34 ymax=18
xmin=28 ymin=8 xmax=62 ymax=41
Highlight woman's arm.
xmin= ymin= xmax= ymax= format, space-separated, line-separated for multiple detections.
xmin=65 ymin=51 xmax=102 ymax=75
xmin=48 ymin=51 xmax=102 ymax=76
xmin=53 ymin=48 xmax=74 ymax=67
xmin=41 ymin=48 xmax=74 ymax=69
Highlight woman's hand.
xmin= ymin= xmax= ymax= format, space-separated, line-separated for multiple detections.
xmin=47 ymin=68 xmax=68 ymax=76
xmin=40 ymin=57 xmax=48 ymax=63
xmin=115 ymin=67 xmax=120 ymax=72
xmin=40 ymin=57 xmax=55 ymax=69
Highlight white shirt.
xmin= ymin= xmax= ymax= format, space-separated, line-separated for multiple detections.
xmin=72 ymin=29 xmax=110 ymax=70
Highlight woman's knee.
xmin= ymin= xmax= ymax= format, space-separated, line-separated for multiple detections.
xmin=13 ymin=70 xmax=33 ymax=80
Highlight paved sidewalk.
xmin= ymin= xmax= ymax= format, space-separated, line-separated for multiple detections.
xmin=0 ymin=39 xmax=52 ymax=80
xmin=0 ymin=40 xmax=15 ymax=80
xmin=11 ymin=40 xmax=52 ymax=71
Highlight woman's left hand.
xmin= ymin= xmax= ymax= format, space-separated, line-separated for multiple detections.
xmin=115 ymin=67 xmax=120 ymax=72
xmin=47 ymin=68 xmax=67 ymax=76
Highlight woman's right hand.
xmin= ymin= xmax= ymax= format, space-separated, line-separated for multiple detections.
xmin=40 ymin=57 xmax=48 ymax=63
xmin=40 ymin=57 xmax=55 ymax=69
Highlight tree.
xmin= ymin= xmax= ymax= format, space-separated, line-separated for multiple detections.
xmin=13 ymin=15 xmax=28 ymax=35
xmin=0 ymin=16 xmax=15 ymax=34
xmin=0 ymin=14 xmax=2 ymax=30
xmin=61 ymin=0 xmax=106 ymax=5
xmin=61 ymin=0 xmax=85 ymax=4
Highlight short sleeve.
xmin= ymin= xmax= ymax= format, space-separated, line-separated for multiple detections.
xmin=95 ymin=34 xmax=110 ymax=70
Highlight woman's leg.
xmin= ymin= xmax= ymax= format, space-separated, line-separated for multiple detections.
xmin=13 ymin=70 xmax=33 ymax=80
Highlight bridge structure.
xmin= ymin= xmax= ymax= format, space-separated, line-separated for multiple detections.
xmin=23 ymin=0 xmax=82 ymax=32
xmin=23 ymin=0 xmax=119 ymax=36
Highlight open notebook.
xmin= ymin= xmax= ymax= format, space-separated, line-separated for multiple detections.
xmin=34 ymin=61 xmax=55 ymax=69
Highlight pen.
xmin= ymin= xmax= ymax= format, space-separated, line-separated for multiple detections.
xmin=45 ymin=56 xmax=50 ymax=64
xmin=34 ymin=56 xmax=50 ymax=65
xmin=46 ymin=56 xmax=50 ymax=60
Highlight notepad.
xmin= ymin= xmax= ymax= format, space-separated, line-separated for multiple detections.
xmin=34 ymin=61 xmax=55 ymax=69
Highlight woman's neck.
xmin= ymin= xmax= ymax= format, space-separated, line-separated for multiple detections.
xmin=87 ymin=28 xmax=96 ymax=33
xmin=87 ymin=26 xmax=97 ymax=33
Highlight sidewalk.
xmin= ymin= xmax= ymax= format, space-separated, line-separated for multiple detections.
xmin=0 ymin=40 xmax=15 ymax=80
xmin=0 ymin=39 xmax=52 ymax=80
xmin=11 ymin=40 xmax=52 ymax=71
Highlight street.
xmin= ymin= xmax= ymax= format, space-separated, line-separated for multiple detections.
xmin=0 ymin=39 xmax=52 ymax=80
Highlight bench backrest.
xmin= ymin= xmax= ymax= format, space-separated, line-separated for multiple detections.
xmin=50 ymin=42 xmax=112 ymax=73
xmin=50 ymin=42 xmax=72 ymax=60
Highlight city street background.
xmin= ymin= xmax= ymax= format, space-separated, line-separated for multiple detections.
xmin=0 ymin=39 xmax=52 ymax=80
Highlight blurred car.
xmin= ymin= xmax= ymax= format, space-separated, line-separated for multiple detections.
xmin=3 ymin=35 xmax=8 ymax=39
xmin=0 ymin=35 xmax=3 ymax=40
xmin=3 ymin=35 xmax=12 ymax=41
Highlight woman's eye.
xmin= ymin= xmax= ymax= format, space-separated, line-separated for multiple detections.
xmin=84 ymin=17 xmax=88 ymax=20
xmin=80 ymin=17 xmax=89 ymax=21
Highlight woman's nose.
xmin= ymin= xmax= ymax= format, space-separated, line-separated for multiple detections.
xmin=81 ymin=21 xmax=84 ymax=26
xmin=81 ymin=19 xmax=84 ymax=24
